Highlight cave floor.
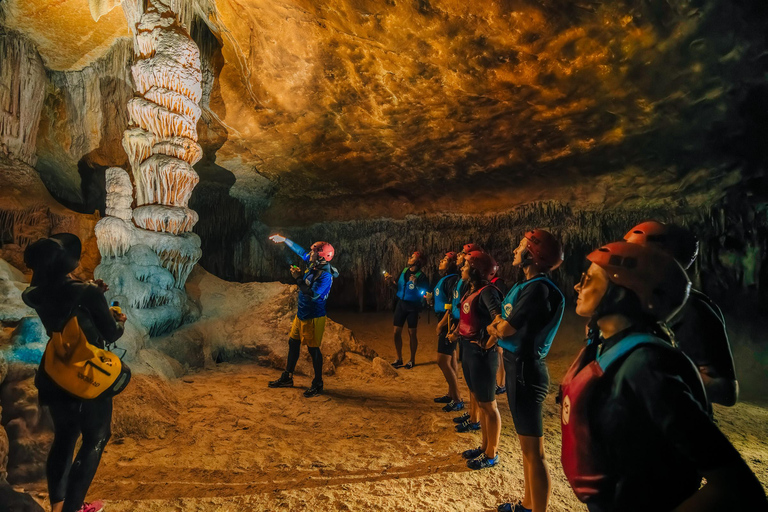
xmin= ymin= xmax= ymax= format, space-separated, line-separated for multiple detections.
xmin=32 ymin=312 xmax=768 ymax=511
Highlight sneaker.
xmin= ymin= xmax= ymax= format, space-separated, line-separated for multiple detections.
xmin=391 ymin=359 xmax=404 ymax=368
xmin=455 ymin=420 xmax=481 ymax=433
xmin=304 ymin=384 xmax=323 ymax=398
xmin=268 ymin=372 xmax=293 ymax=388
xmin=434 ymin=394 xmax=452 ymax=403
xmin=442 ymin=400 xmax=464 ymax=412
xmin=467 ymin=453 xmax=499 ymax=470
xmin=496 ymin=385 xmax=507 ymax=395
xmin=462 ymin=446 xmax=483 ymax=459
xmin=453 ymin=412 xmax=470 ymax=424
xmin=77 ymin=501 xmax=105 ymax=512
xmin=403 ymin=361 xmax=415 ymax=369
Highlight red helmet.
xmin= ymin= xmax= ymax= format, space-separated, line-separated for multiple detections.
xmin=462 ymin=243 xmax=482 ymax=254
xmin=444 ymin=251 xmax=458 ymax=262
xmin=465 ymin=251 xmax=496 ymax=281
xmin=587 ymin=242 xmax=690 ymax=321
xmin=411 ymin=251 xmax=426 ymax=266
xmin=524 ymin=229 xmax=564 ymax=270
xmin=624 ymin=221 xmax=699 ymax=270
xmin=310 ymin=241 xmax=335 ymax=261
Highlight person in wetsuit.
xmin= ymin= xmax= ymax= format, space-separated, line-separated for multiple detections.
xmin=489 ymin=230 xmax=565 ymax=512
xmin=268 ymin=235 xmax=338 ymax=397
xmin=446 ymin=243 xmax=482 ymax=428
xmin=447 ymin=251 xmax=504 ymax=470
xmin=429 ymin=251 xmax=462 ymax=411
xmin=385 ymin=251 xmax=430 ymax=369
xmin=624 ymin=220 xmax=738 ymax=406
xmin=22 ymin=234 xmax=126 ymax=512
xmin=562 ymin=241 xmax=767 ymax=512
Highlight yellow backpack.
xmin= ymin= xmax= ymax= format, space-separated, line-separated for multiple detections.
xmin=43 ymin=314 xmax=131 ymax=400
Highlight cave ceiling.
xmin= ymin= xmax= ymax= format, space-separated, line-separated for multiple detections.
xmin=3 ymin=0 xmax=767 ymax=224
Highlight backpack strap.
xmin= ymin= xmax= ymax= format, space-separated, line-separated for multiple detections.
xmin=596 ymin=332 xmax=669 ymax=371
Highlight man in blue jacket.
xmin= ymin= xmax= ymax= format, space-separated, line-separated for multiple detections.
xmin=385 ymin=251 xmax=430 ymax=369
xmin=267 ymin=235 xmax=338 ymax=397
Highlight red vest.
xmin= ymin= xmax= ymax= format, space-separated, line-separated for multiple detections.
xmin=559 ymin=333 xmax=667 ymax=502
xmin=458 ymin=285 xmax=491 ymax=339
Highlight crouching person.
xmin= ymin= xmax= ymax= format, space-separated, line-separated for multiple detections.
xmin=268 ymin=235 xmax=338 ymax=397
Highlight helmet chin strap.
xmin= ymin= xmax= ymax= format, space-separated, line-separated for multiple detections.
xmin=519 ymin=249 xmax=534 ymax=268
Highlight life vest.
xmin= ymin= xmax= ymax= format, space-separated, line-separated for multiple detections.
xmin=458 ymin=285 xmax=497 ymax=339
xmin=559 ymin=332 xmax=669 ymax=502
xmin=498 ymin=276 xmax=564 ymax=358
xmin=451 ymin=278 xmax=466 ymax=320
xmin=396 ymin=267 xmax=426 ymax=302
xmin=433 ymin=273 xmax=458 ymax=313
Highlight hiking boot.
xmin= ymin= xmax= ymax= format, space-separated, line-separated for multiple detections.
xmin=467 ymin=453 xmax=499 ymax=470
xmin=391 ymin=359 xmax=404 ymax=368
xmin=403 ymin=361 xmax=415 ymax=369
xmin=77 ymin=501 xmax=105 ymax=512
xmin=304 ymin=384 xmax=323 ymax=398
xmin=453 ymin=412 xmax=470 ymax=424
xmin=434 ymin=394 xmax=452 ymax=403
xmin=268 ymin=372 xmax=293 ymax=388
xmin=496 ymin=385 xmax=507 ymax=395
xmin=442 ymin=400 xmax=464 ymax=412
xmin=498 ymin=501 xmax=530 ymax=512
xmin=455 ymin=420 xmax=481 ymax=433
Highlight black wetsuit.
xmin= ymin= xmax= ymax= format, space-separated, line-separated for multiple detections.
xmin=460 ymin=285 xmax=503 ymax=403
xmin=22 ymin=278 xmax=124 ymax=512
xmin=585 ymin=329 xmax=765 ymax=512
xmin=435 ymin=274 xmax=460 ymax=355
xmin=669 ymin=289 xmax=737 ymax=404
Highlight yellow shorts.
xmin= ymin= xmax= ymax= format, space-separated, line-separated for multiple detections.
xmin=289 ymin=316 xmax=327 ymax=348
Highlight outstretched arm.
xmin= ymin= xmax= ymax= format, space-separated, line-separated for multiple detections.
xmin=270 ymin=234 xmax=310 ymax=262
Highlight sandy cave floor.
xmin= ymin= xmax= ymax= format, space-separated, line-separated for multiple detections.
xmin=24 ymin=311 xmax=768 ymax=512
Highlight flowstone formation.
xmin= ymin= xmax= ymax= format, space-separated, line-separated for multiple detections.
xmin=95 ymin=0 xmax=204 ymax=340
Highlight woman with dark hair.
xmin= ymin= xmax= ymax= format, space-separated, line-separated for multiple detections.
xmin=561 ymin=241 xmax=767 ymax=512
xmin=447 ymin=250 xmax=504 ymax=470
xmin=22 ymin=233 xmax=126 ymax=512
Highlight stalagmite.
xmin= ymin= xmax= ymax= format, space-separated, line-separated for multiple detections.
xmin=95 ymin=0 xmax=204 ymax=339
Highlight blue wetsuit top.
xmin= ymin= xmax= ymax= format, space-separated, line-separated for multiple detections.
xmin=396 ymin=267 xmax=429 ymax=303
xmin=433 ymin=273 xmax=459 ymax=314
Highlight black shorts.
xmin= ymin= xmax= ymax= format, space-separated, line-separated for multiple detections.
xmin=393 ymin=300 xmax=421 ymax=328
xmin=503 ymin=350 xmax=550 ymax=437
xmin=436 ymin=314 xmax=458 ymax=355
xmin=462 ymin=338 xmax=499 ymax=403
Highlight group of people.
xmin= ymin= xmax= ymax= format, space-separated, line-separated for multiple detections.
xmin=269 ymin=222 xmax=766 ymax=512
xmin=19 ymin=221 xmax=768 ymax=512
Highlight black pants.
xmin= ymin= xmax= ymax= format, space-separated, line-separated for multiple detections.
xmin=47 ymin=396 xmax=112 ymax=512
xmin=286 ymin=338 xmax=323 ymax=387
xmin=503 ymin=351 xmax=549 ymax=437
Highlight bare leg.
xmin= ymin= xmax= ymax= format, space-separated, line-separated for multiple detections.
xmin=408 ymin=327 xmax=418 ymax=364
xmin=437 ymin=353 xmax=462 ymax=401
xmin=479 ymin=400 xmax=501 ymax=458
xmin=519 ymin=434 xmax=550 ymax=512
xmin=469 ymin=392 xmax=480 ymax=423
xmin=496 ymin=345 xmax=506 ymax=387
xmin=451 ymin=346 xmax=459 ymax=377
xmin=393 ymin=326 xmax=403 ymax=361
xmin=52 ymin=503 xmax=64 ymax=512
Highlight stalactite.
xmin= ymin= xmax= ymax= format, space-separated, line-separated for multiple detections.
xmin=0 ymin=32 xmax=47 ymax=165
xmin=128 ymin=97 xmax=198 ymax=140
xmin=133 ymin=205 xmax=198 ymax=234
xmin=137 ymin=154 xmax=199 ymax=206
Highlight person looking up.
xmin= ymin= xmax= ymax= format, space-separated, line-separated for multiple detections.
xmin=22 ymin=234 xmax=126 ymax=512
xmin=624 ymin=221 xmax=739 ymax=406
xmin=489 ymin=229 xmax=565 ymax=512
xmin=447 ymin=251 xmax=504 ymax=470
xmin=429 ymin=251 xmax=463 ymax=411
xmin=448 ymin=243 xmax=482 ymax=427
xmin=562 ymin=241 xmax=767 ymax=512
xmin=385 ymin=251 xmax=430 ymax=369
xmin=267 ymin=235 xmax=338 ymax=397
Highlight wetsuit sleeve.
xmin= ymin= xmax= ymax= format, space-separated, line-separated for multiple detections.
xmin=620 ymin=348 xmax=746 ymax=473
xmin=298 ymin=271 xmax=332 ymax=302
xmin=81 ymin=285 xmax=124 ymax=344
xmin=480 ymin=286 xmax=503 ymax=318
xmin=285 ymin=238 xmax=310 ymax=262
xmin=505 ymin=281 xmax=549 ymax=330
